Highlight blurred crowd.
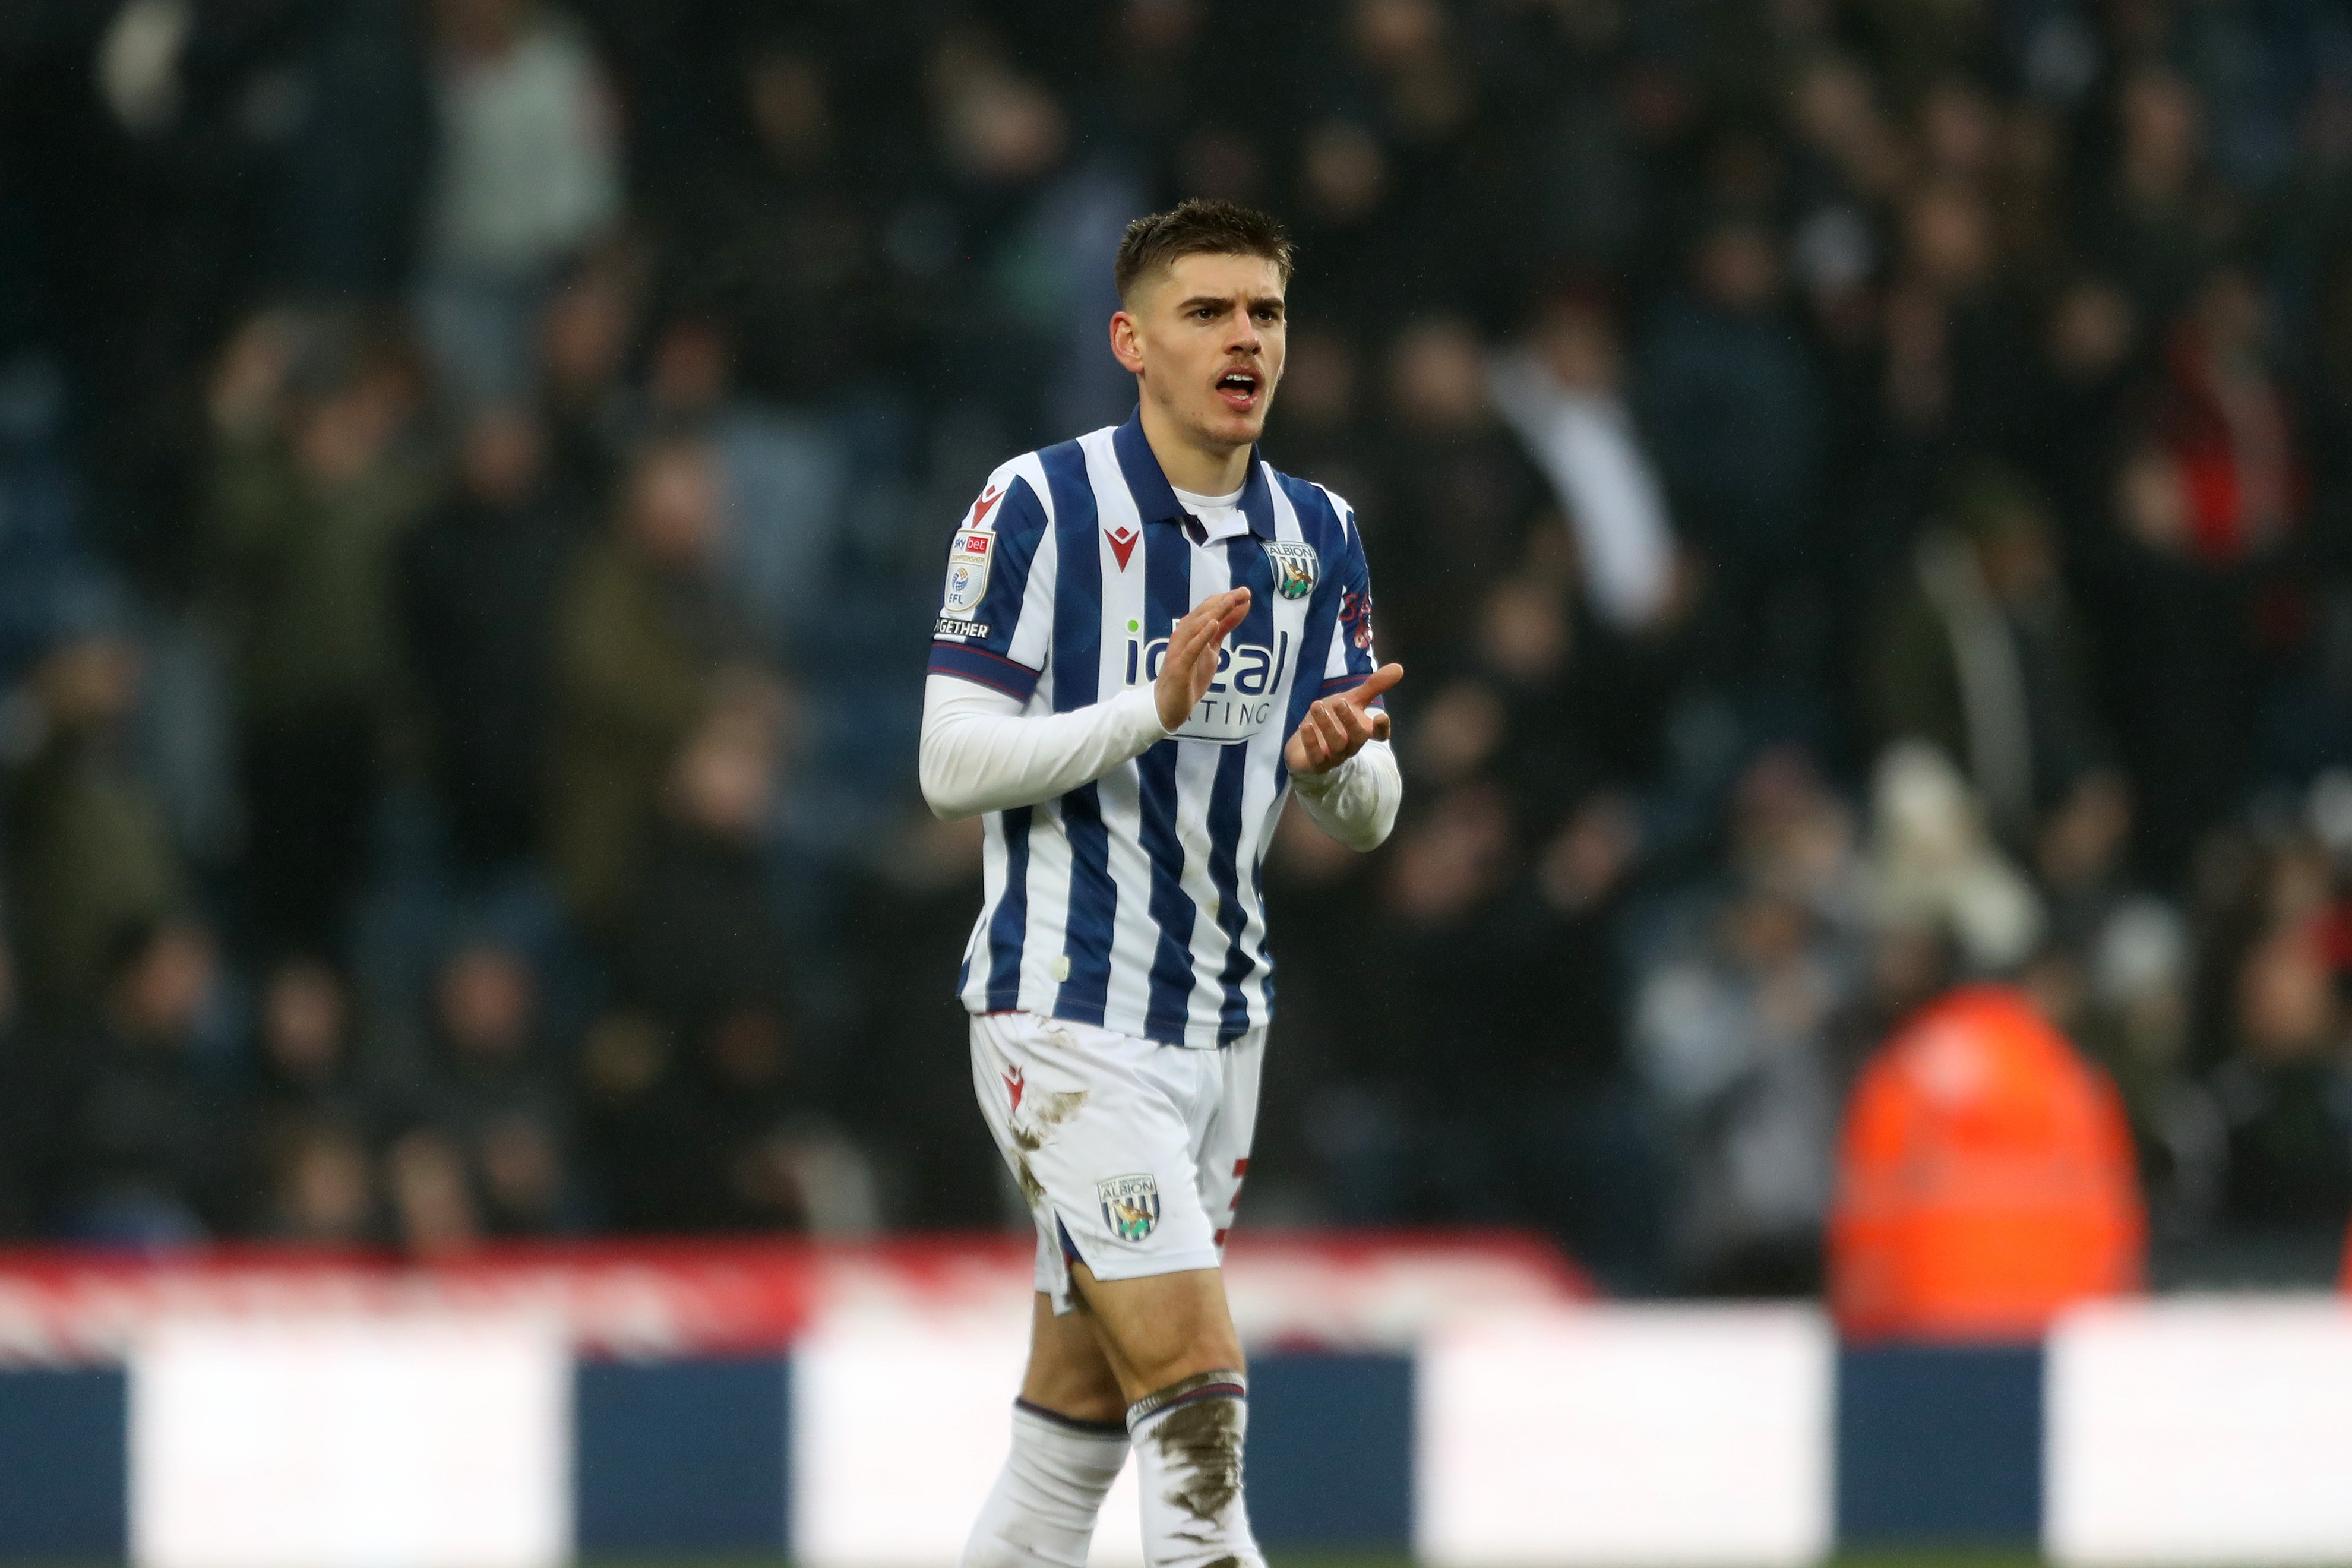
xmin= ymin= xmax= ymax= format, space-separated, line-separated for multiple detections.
xmin=4 ymin=0 xmax=2352 ymax=1291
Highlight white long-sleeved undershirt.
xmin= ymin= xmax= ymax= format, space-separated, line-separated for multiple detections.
xmin=919 ymin=674 xmax=1401 ymax=851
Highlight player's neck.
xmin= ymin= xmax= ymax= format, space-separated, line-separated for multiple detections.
xmin=1138 ymin=397 xmax=1252 ymax=496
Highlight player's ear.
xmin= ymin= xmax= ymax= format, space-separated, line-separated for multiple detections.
xmin=1109 ymin=309 xmax=1146 ymax=375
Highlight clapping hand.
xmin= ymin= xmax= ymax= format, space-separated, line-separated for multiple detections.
xmin=1155 ymin=589 xmax=1254 ymax=732
xmin=1285 ymin=663 xmax=1402 ymax=775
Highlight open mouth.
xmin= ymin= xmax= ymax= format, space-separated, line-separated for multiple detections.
xmin=1215 ymin=368 xmax=1261 ymax=411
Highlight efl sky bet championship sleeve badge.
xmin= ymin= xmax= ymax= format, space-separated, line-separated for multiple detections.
xmin=1263 ymin=540 xmax=1319 ymax=600
xmin=1098 ymin=1173 xmax=1161 ymax=1243
xmin=940 ymin=529 xmax=992 ymax=619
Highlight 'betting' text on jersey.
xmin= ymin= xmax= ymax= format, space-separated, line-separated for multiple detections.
xmin=928 ymin=408 xmax=1382 ymax=1047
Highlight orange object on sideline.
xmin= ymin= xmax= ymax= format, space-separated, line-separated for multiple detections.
xmin=1830 ymin=984 xmax=2144 ymax=1341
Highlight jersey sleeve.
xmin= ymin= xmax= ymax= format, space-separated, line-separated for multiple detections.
xmin=1317 ymin=489 xmax=1383 ymax=704
xmin=927 ymin=466 xmax=1054 ymax=703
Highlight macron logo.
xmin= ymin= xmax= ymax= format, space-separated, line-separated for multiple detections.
xmin=971 ymin=485 xmax=1003 ymax=527
xmin=1105 ymin=524 xmax=1139 ymax=570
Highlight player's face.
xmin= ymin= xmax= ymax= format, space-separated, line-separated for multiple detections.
xmin=1118 ymin=252 xmax=1287 ymax=451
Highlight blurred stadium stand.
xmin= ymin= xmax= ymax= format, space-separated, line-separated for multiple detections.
xmin=9 ymin=0 xmax=2352 ymax=1557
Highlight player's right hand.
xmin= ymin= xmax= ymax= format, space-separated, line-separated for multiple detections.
xmin=1156 ymin=588 xmax=1252 ymax=732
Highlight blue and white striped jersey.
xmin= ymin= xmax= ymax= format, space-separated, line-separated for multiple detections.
xmin=928 ymin=407 xmax=1383 ymax=1047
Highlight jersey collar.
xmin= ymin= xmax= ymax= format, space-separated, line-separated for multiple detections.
xmin=1114 ymin=404 xmax=1278 ymax=539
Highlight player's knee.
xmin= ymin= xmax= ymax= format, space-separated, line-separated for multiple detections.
xmin=1029 ymin=1377 xmax=1126 ymax=1427
xmin=1021 ymin=1339 xmax=1126 ymax=1425
xmin=1121 ymin=1332 xmax=1245 ymax=1399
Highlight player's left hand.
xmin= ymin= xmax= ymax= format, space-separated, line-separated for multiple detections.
xmin=1285 ymin=662 xmax=1402 ymax=776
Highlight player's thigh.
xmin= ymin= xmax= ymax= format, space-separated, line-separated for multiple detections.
xmin=1071 ymin=1262 xmax=1244 ymax=1401
xmin=1017 ymin=1291 xmax=1125 ymax=1425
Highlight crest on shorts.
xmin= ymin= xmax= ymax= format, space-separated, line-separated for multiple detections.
xmin=941 ymin=529 xmax=992 ymax=618
xmin=1263 ymin=541 xmax=1319 ymax=600
xmin=1098 ymin=1173 xmax=1161 ymax=1243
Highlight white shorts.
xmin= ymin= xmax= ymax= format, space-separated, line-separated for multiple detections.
xmin=970 ymin=1010 xmax=1263 ymax=1314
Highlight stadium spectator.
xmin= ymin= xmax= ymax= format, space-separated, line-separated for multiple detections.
xmin=574 ymin=1009 xmax=682 ymax=1230
xmin=0 ymin=354 xmax=100 ymax=685
xmin=1865 ymin=742 xmax=2046 ymax=977
xmin=535 ymin=246 xmax=641 ymax=526
xmin=598 ymin=686 xmax=883 ymax=1241
xmin=2081 ymin=67 xmax=2237 ymax=325
xmin=389 ymin=939 xmax=576 ymax=1244
xmin=1636 ymin=878 xmax=1845 ymax=1294
xmin=545 ymin=434 xmax=751 ymax=932
xmin=42 ymin=920 xmax=242 ymax=1244
xmin=2211 ymin=924 xmax=2352 ymax=1235
xmin=665 ymin=46 xmax=903 ymax=412
xmin=1830 ymin=983 xmax=2144 ymax=1339
xmin=2016 ymin=769 xmax=2198 ymax=1189
xmin=203 ymin=312 xmax=435 ymax=956
xmin=1262 ymin=327 xmax=1381 ymax=529
xmin=830 ymin=811 xmax=997 ymax=1226
xmin=249 ymin=956 xmax=376 ymax=1139
xmin=1487 ymin=289 xmax=1679 ymax=638
xmin=640 ymin=314 xmax=851 ymax=663
xmin=1636 ymin=219 xmax=1825 ymax=686
xmin=1867 ymin=466 xmax=2108 ymax=843
xmin=244 ymin=957 xmax=385 ymax=1242
xmin=2 ymin=633 xmax=185 ymax=1029
xmin=414 ymin=0 xmax=621 ymax=406
xmin=257 ymin=1115 xmax=381 ymax=1245
xmin=399 ymin=405 xmax=577 ymax=878
xmin=1634 ymin=750 xmax=1863 ymax=1294
xmin=665 ymin=998 xmax=871 ymax=1235
xmin=616 ymin=692 xmax=797 ymax=1080
xmin=1371 ymin=318 xmax=1551 ymax=667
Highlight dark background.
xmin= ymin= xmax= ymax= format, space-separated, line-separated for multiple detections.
xmin=2 ymin=0 xmax=2351 ymax=1294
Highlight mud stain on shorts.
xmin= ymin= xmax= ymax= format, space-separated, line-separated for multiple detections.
xmin=1008 ymin=1089 xmax=1086 ymax=1207
xmin=1154 ymin=1395 xmax=1243 ymax=1523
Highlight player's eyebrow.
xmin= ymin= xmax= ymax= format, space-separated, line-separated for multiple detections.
xmin=1174 ymin=293 xmax=1286 ymax=318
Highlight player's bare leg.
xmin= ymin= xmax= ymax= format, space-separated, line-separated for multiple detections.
xmin=1060 ymin=1264 xmax=1243 ymax=1399
xmin=960 ymin=1295 xmax=1132 ymax=1567
xmin=1058 ymin=1263 xmax=1262 ymax=1568
xmin=1020 ymin=1289 xmax=1129 ymax=1420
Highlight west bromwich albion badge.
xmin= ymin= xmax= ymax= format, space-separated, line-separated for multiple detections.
xmin=1264 ymin=541 xmax=1319 ymax=600
xmin=941 ymin=529 xmax=992 ymax=618
xmin=1098 ymin=1173 xmax=1161 ymax=1243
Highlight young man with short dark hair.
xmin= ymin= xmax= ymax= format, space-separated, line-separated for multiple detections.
xmin=921 ymin=198 xmax=1402 ymax=1567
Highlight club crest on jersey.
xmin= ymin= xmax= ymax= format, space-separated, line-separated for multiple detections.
xmin=1264 ymin=541 xmax=1319 ymax=600
xmin=1098 ymin=1173 xmax=1160 ymax=1243
xmin=941 ymin=529 xmax=992 ymax=618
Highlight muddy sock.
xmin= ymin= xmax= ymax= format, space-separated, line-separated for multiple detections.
xmin=1125 ymin=1370 xmax=1265 ymax=1568
xmin=959 ymin=1399 xmax=1130 ymax=1568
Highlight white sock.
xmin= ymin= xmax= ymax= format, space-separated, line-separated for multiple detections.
xmin=959 ymin=1398 xmax=1131 ymax=1568
xmin=1126 ymin=1370 xmax=1266 ymax=1568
